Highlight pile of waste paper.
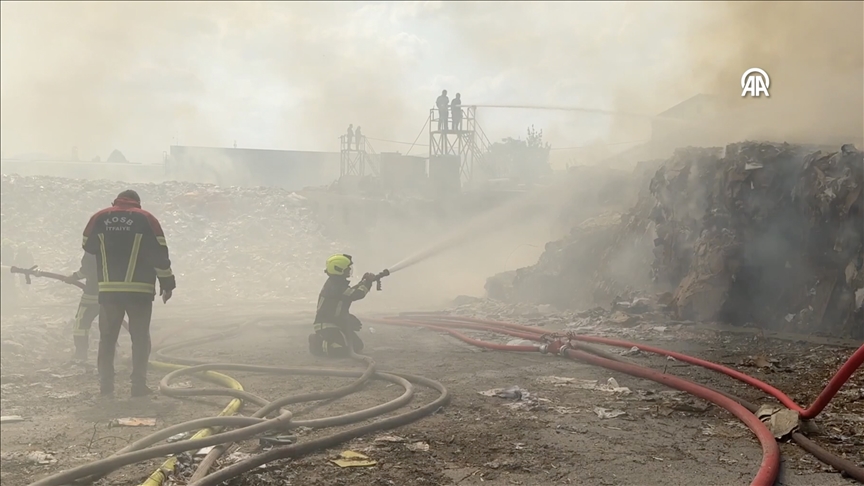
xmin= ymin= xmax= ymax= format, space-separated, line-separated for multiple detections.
xmin=0 ymin=174 xmax=346 ymax=307
xmin=488 ymin=142 xmax=863 ymax=338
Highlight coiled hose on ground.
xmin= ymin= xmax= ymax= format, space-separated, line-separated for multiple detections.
xmin=24 ymin=307 xmax=863 ymax=486
xmin=29 ymin=314 xmax=450 ymax=486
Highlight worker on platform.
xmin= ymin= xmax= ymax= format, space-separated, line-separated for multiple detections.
xmin=67 ymin=252 xmax=100 ymax=361
xmin=451 ymin=93 xmax=463 ymax=131
xmin=82 ymin=189 xmax=176 ymax=397
xmin=309 ymin=254 xmax=377 ymax=358
xmin=355 ymin=126 xmax=363 ymax=151
xmin=436 ymin=90 xmax=449 ymax=131
xmin=346 ymin=124 xmax=354 ymax=151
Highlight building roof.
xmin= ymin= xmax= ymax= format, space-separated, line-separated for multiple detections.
xmin=656 ymin=93 xmax=719 ymax=120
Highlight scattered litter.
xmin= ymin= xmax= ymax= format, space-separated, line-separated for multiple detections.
xmin=406 ymin=441 xmax=430 ymax=452
xmin=480 ymin=386 xmax=529 ymax=400
xmin=374 ymin=434 xmax=407 ymax=444
xmin=167 ymin=432 xmax=190 ymax=443
xmin=537 ymin=376 xmax=631 ymax=395
xmin=744 ymin=162 xmax=764 ymax=171
xmin=756 ymin=405 xmax=800 ymax=439
xmin=47 ymin=391 xmax=80 ymax=399
xmin=259 ymin=435 xmax=297 ymax=447
xmin=330 ymin=450 xmax=377 ymax=468
xmin=652 ymin=326 xmax=667 ymax=333
xmin=1 ymin=415 xmax=25 ymax=424
xmin=621 ymin=346 xmax=641 ymax=356
xmin=196 ymin=446 xmax=215 ymax=456
xmin=594 ymin=407 xmax=627 ymax=419
xmin=112 ymin=417 xmax=156 ymax=427
xmin=169 ymin=381 xmax=194 ymax=389
xmin=26 ymin=451 xmax=57 ymax=465
xmin=719 ymin=456 xmax=739 ymax=465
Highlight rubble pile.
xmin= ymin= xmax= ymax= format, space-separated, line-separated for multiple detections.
xmin=0 ymin=174 xmax=345 ymax=306
xmin=489 ymin=143 xmax=863 ymax=337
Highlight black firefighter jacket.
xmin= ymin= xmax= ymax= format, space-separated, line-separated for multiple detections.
xmin=82 ymin=197 xmax=176 ymax=303
xmin=313 ymin=276 xmax=371 ymax=330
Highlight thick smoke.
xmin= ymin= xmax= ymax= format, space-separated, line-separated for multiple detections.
xmin=2 ymin=2 xmax=860 ymax=164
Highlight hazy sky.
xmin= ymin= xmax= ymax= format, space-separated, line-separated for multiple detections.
xmin=1 ymin=2 xmax=861 ymax=165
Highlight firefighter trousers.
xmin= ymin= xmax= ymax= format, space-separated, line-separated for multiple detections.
xmin=72 ymin=293 xmax=100 ymax=358
xmin=312 ymin=316 xmax=364 ymax=358
xmin=98 ymin=300 xmax=152 ymax=391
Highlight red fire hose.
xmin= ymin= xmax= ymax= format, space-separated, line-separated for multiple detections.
xmin=408 ymin=315 xmax=864 ymax=421
xmin=371 ymin=314 xmax=864 ymax=485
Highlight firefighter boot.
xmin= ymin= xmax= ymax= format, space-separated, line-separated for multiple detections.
xmin=131 ymin=382 xmax=154 ymax=398
xmin=308 ymin=333 xmax=325 ymax=357
xmin=73 ymin=336 xmax=89 ymax=361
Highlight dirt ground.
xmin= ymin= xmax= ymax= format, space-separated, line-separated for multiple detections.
xmin=1 ymin=303 xmax=862 ymax=486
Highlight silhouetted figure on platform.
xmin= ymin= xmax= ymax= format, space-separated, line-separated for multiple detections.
xmin=346 ymin=124 xmax=354 ymax=151
xmin=355 ymin=126 xmax=363 ymax=151
xmin=451 ymin=93 xmax=463 ymax=131
xmin=436 ymin=90 xmax=449 ymax=131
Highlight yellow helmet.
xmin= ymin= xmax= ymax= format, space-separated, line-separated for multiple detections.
xmin=325 ymin=254 xmax=353 ymax=277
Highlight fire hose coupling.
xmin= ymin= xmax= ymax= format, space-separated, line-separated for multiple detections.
xmin=558 ymin=341 xmax=574 ymax=355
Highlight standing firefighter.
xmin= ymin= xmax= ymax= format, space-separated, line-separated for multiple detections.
xmin=309 ymin=254 xmax=377 ymax=358
xmin=82 ymin=190 xmax=176 ymax=397
xmin=67 ymin=252 xmax=99 ymax=361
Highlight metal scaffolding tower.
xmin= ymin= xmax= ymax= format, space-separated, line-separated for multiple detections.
xmin=429 ymin=105 xmax=492 ymax=185
xmin=339 ymin=135 xmax=378 ymax=178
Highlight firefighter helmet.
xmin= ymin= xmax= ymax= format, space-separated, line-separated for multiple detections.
xmin=325 ymin=254 xmax=353 ymax=277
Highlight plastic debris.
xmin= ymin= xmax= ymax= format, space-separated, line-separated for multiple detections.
xmin=537 ymin=376 xmax=631 ymax=395
xmin=480 ymin=386 xmax=529 ymax=400
xmin=330 ymin=450 xmax=377 ymax=468
xmin=406 ymin=441 xmax=430 ymax=452
xmin=374 ymin=435 xmax=407 ymax=443
xmin=0 ymin=415 xmax=25 ymax=424
xmin=594 ymin=407 xmax=627 ymax=419
xmin=26 ymin=451 xmax=57 ymax=465
xmin=112 ymin=417 xmax=156 ymax=427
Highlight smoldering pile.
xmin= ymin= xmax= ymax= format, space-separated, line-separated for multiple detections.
xmin=0 ymin=174 xmax=346 ymax=306
xmin=489 ymin=142 xmax=863 ymax=338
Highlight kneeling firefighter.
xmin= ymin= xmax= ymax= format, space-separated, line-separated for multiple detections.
xmin=309 ymin=254 xmax=387 ymax=358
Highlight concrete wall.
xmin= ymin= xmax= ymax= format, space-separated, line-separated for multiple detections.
xmin=168 ymin=145 xmax=340 ymax=190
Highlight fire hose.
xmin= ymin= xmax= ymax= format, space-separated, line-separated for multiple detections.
xmin=5 ymin=265 xmax=132 ymax=333
xmin=369 ymin=314 xmax=864 ymax=484
xmin=17 ymin=265 xmax=861 ymax=485
xmin=29 ymin=314 xmax=450 ymax=486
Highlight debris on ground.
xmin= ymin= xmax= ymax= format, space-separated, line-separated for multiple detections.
xmin=406 ymin=441 xmax=430 ymax=452
xmin=480 ymin=386 xmax=530 ymax=400
xmin=26 ymin=451 xmax=57 ymax=465
xmin=756 ymin=405 xmax=801 ymax=439
xmin=537 ymin=376 xmax=631 ymax=395
xmin=330 ymin=450 xmax=377 ymax=468
xmin=0 ymin=415 xmax=25 ymax=424
xmin=594 ymin=407 xmax=627 ymax=419
xmin=111 ymin=417 xmax=157 ymax=427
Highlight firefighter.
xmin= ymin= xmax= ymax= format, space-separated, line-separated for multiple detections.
xmin=309 ymin=254 xmax=376 ymax=358
xmin=82 ymin=189 xmax=176 ymax=397
xmin=67 ymin=252 xmax=100 ymax=361
xmin=1 ymin=238 xmax=19 ymax=316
